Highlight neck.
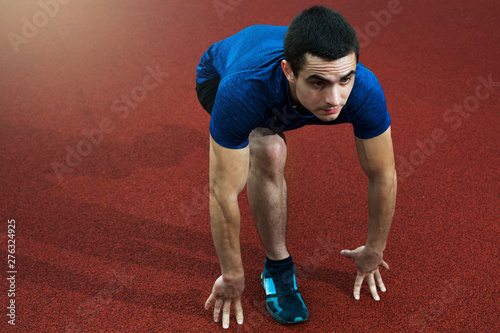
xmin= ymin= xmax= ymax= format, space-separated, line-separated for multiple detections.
xmin=288 ymin=81 xmax=299 ymax=106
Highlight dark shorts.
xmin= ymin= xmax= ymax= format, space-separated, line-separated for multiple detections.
xmin=196 ymin=77 xmax=220 ymax=115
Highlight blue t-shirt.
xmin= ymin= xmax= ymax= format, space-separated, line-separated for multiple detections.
xmin=196 ymin=25 xmax=391 ymax=149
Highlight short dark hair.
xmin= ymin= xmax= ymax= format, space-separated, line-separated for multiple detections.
xmin=284 ymin=6 xmax=360 ymax=76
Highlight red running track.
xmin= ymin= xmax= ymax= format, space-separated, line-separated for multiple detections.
xmin=0 ymin=0 xmax=499 ymax=332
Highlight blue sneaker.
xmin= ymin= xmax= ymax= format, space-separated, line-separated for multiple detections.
xmin=261 ymin=260 xmax=309 ymax=324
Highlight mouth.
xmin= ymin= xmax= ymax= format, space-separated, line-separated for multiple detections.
xmin=321 ymin=106 xmax=341 ymax=115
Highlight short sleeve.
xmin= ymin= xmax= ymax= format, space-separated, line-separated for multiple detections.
xmin=346 ymin=65 xmax=391 ymax=139
xmin=209 ymin=75 xmax=266 ymax=149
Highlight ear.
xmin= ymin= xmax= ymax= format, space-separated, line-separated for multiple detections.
xmin=281 ymin=60 xmax=295 ymax=83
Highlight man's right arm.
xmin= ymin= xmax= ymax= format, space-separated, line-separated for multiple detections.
xmin=205 ymin=135 xmax=249 ymax=329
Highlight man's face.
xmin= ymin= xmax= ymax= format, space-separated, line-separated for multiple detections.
xmin=283 ymin=53 xmax=357 ymax=122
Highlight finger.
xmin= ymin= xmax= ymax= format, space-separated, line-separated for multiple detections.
xmin=234 ymin=297 xmax=244 ymax=325
xmin=222 ymin=299 xmax=231 ymax=329
xmin=381 ymin=260 xmax=390 ymax=270
xmin=213 ymin=298 xmax=223 ymax=323
xmin=341 ymin=249 xmax=353 ymax=259
xmin=353 ymin=273 xmax=364 ymax=300
xmin=374 ymin=269 xmax=386 ymax=292
xmin=367 ymin=273 xmax=380 ymax=301
xmin=205 ymin=293 xmax=217 ymax=310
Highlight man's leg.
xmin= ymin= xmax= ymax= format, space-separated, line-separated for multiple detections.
xmin=247 ymin=127 xmax=308 ymax=324
xmin=247 ymin=127 xmax=289 ymax=260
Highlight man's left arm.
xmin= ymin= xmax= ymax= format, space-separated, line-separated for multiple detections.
xmin=341 ymin=125 xmax=397 ymax=301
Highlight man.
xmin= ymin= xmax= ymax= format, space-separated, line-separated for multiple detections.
xmin=195 ymin=6 xmax=397 ymax=329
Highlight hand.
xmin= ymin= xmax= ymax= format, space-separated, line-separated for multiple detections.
xmin=205 ymin=275 xmax=245 ymax=329
xmin=341 ymin=246 xmax=389 ymax=301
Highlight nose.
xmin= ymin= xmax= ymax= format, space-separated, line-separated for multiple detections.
xmin=324 ymin=86 xmax=341 ymax=106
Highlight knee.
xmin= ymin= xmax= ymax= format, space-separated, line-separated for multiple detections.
xmin=250 ymin=137 xmax=287 ymax=178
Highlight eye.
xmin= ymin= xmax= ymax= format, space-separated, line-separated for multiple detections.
xmin=311 ymin=81 xmax=325 ymax=88
xmin=340 ymin=76 xmax=352 ymax=85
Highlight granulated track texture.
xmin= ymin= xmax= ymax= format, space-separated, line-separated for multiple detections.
xmin=0 ymin=0 xmax=498 ymax=332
